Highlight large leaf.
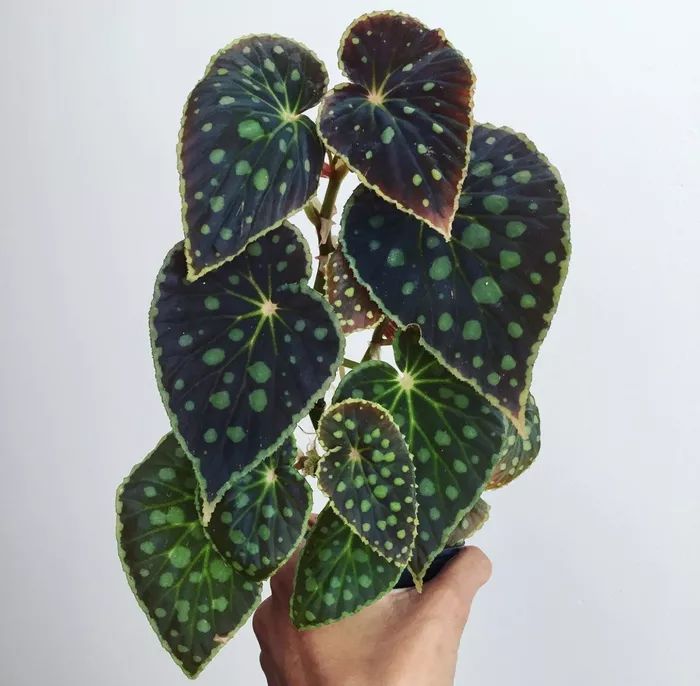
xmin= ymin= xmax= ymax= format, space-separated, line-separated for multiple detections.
xmin=340 ymin=124 xmax=570 ymax=430
xmin=324 ymin=250 xmax=381 ymax=333
xmin=151 ymin=223 xmax=343 ymax=506
xmin=206 ymin=438 xmax=312 ymax=580
xmin=488 ymin=394 xmax=541 ymax=489
xmin=316 ymin=399 xmax=417 ymax=565
xmin=179 ymin=34 xmax=328 ymax=279
xmin=318 ymin=12 xmax=475 ymax=236
xmin=291 ymin=507 xmax=401 ymax=629
xmin=116 ymin=434 xmax=261 ymax=678
xmin=334 ymin=328 xmax=507 ymax=585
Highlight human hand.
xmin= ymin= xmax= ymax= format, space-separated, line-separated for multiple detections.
xmin=252 ymin=536 xmax=492 ymax=686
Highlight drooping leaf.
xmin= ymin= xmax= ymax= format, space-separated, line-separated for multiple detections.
xmin=340 ymin=124 xmax=570 ymax=430
xmin=206 ymin=438 xmax=312 ymax=580
xmin=116 ymin=434 xmax=261 ymax=678
xmin=316 ymin=399 xmax=417 ymax=564
xmin=318 ymin=12 xmax=475 ymax=236
xmin=291 ymin=507 xmax=401 ymax=629
xmin=488 ymin=394 xmax=541 ymax=489
xmin=151 ymin=223 xmax=343 ymax=505
xmin=334 ymin=328 xmax=507 ymax=585
xmin=324 ymin=250 xmax=381 ymax=333
xmin=445 ymin=498 xmax=490 ymax=547
xmin=179 ymin=35 xmax=328 ymax=279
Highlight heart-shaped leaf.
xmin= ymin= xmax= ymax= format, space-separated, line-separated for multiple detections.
xmin=316 ymin=399 xmax=417 ymax=564
xmin=291 ymin=506 xmax=402 ymax=629
xmin=340 ymin=124 xmax=570 ymax=430
xmin=488 ymin=394 xmax=541 ymax=489
xmin=151 ymin=223 xmax=343 ymax=505
xmin=445 ymin=498 xmax=490 ymax=547
xmin=116 ymin=434 xmax=261 ymax=678
xmin=179 ymin=35 xmax=328 ymax=279
xmin=325 ymin=250 xmax=381 ymax=333
xmin=318 ymin=12 xmax=475 ymax=236
xmin=206 ymin=438 xmax=312 ymax=580
xmin=334 ymin=328 xmax=507 ymax=585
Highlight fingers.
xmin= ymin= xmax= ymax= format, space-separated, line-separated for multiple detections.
xmin=422 ymin=546 xmax=492 ymax=625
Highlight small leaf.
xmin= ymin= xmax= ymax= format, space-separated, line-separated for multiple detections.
xmin=324 ymin=250 xmax=381 ymax=333
xmin=334 ymin=328 xmax=507 ymax=585
xmin=151 ymin=223 xmax=343 ymax=504
xmin=445 ymin=498 xmax=490 ymax=547
xmin=116 ymin=434 xmax=261 ymax=678
xmin=316 ymin=399 xmax=417 ymax=564
xmin=488 ymin=395 xmax=541 ymax=489
xmin=180 ymin=35 xmax=328 ymax=279
xmin=340 ymin=124 xmax=570 ymax=430
xmin=318 ymin=12 xmax=475 ymax=235
xmin=291 ymin=507 xmax=401 ymax=628
xmin=206 ymin=438 xmax=312 ymax=580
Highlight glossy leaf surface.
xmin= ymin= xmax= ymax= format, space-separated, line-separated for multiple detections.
xmin=180 ymin=35 xmax=328 ymax=279
xmin=291 ymin=507 xmax=401 ymax=628
xmin=445 ymin=498 xmax=490 ymax=546
xmin=318 ymin=12 xmax=475 ymax=235
xmin=334 ymin=329 xmax=506 ymax=584
xmin=340 ymin=124 xmax=570 ymax=429
xmin=151 ymin=223 xmax=343 ymax=504
xmin=317 ymin=399 xmax=417 ymax=564
xmin=206 ymin=438 xmax=312 ymax=580
xmin=116 ymin=434 xmax=261 ymax=677
xmin=325 ymin=250 xmax=381 ymax=333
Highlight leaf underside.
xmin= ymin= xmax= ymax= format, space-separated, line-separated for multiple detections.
xmin=317 ymin=399 xmax=417 ymax=565
xmin=488 ymin=394 xmax=541 ymax=489
xmin=116 ymin=434 xmax=261 ymax=678
xmin=151 ymin=223 xmax=343 ymax=503
xmin=445 ymin=498 xmax=490 ymax=547
xmin=180 ymin=34 xmax=328 ymax=279
xmin=340 ymin=124 xmax=570 ymax=428
xmin=334 ymin=328 xmax=506 ymax=584
xmin=291 ymin=506 xmax=401 ymax=629
xmin=325 ymin=250 xmax=381 ymax=333
xmin=206 ymin=438 xmax=312 ymax=580
xmin=318 ymin=11 xmax=474 ymax=234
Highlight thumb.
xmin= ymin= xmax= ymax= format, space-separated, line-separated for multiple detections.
xmin=421 ymin=546 xmax=492 ymax=625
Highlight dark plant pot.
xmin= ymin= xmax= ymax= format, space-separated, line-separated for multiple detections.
xmin=394 ymin=544 xmax=465 ymax=589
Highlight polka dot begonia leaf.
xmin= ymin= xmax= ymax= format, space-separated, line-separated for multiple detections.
xmin=324 ymin=250 xmax=381 ymax=333
xmin=116 ymin=434 xmax=261 ymax=678
xmin=487 ymin=394 xmax=541 ymax=489
xmin=206 ymin=438 xmax=312 ymax=580
xmin=316 ymin=399 xmax=417 ymax=565
xmin=333 ymin=328 xmax=508 ymax=586
xmin=150 ymin=223 xmax=343 ymax=506
xmin=445 ymin=498 xmax=490 ymax=547
xmin=179 ymin=35 xmax=328 ymax=280
xmin=318 ymin=11 xmax=475 ymax=237
xmin=291 ymin=506 xmax=402 ymax=629
xmin=340 ymin=124 xmax=570 ymax=432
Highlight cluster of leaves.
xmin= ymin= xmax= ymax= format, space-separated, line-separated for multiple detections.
xmin=116 ymin=10 xmax=569 ymax=678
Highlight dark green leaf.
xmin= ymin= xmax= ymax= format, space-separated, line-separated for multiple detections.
xmin=151 ymin=223 xmax=343 ymax=505
xmin=291 ymin=507 xmax=401 ymax=628
xmin=340 ymin=124 xmax=570 ymax=430
xmin=334 ymin=328 xmax=506 ymax=586
xmin=445 ymin=498 xmax=490 ymax=547
xmin=324 ymin=250 xmax=381 ymax=333
xmin=318 ymin=12 xmax=475 ymax=235
xmin=116 ymin=434 xmax=261 ymax=678
xmin=316 ymin=399 xmax=417 ymax=564
xmin=179 ymin=35 xmax=328 ymax=279
xmin=488 ymin=394 xmax=541 ymax=489
xmin=206 ymin=438 xmax=312 ymax=580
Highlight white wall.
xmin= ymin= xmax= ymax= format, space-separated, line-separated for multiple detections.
xmin=1 ymin=1 xmax=698 ymax=684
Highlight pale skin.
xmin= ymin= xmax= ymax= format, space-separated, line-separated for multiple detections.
xmin=253 ymin=536 xmax=492 ymax=686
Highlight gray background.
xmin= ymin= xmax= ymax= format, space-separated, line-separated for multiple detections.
xmin=2 ymin=0 xmax=699 ymax=684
